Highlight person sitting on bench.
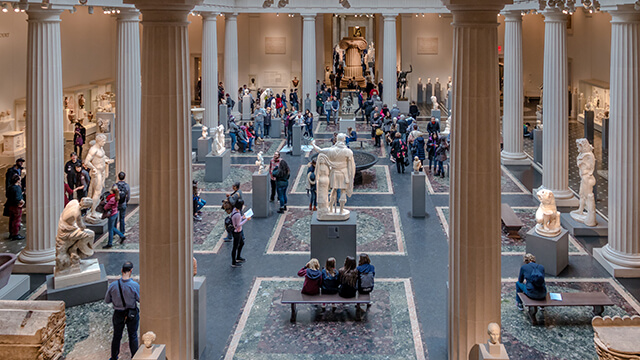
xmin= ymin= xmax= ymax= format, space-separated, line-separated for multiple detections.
xmin=357 ymin=253 xmax=375 ymax=295
xmin=298 ymin=258 xmax=322 ymax=295
xmin=338 ymin=256 xmax=358 ymax=298
xmin=516 ymin=253 xmax=547 ymax=311
xmin=322 ymin=257 xmax=340 ymax=295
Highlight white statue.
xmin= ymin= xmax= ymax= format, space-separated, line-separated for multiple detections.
xmin=55 ymin=197 xmax=95 ymax=275
xmin=570 ymin=139 xmax=597 ymax=226
xmin=535 ymin=188 xmax=562 ymax=237
xmin=211 ymin=124 xmax=226 ymax=156
xmin=260 ymin=88 xmax=273 ymax=109
xmin=141 ymin=331 xmax=157 ymax=355
xmin=97 ymin=117 xmax=111 ymax=133
xmin=311 ymin=134 xmax=356 ymax=221
xmin=255 ymin=151 xmax=265 ymax=172
xmin=201 ymin=125 xmax=209 ymax=139
xmin=431 ymin=96 xmax=438 ymax=110
xmin=413 ymin=156 xmax=422 ymax=173
xmin=84 ymin=134 xmax=114 ymax=223
xmin=480 ymin=323 xmax=510 ymax=359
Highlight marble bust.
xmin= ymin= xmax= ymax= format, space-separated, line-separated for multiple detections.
xmin=255 ymin=151 xmax=265 ymax=172
xmin=479 ymin=323 xmax=510 ymax=359
xmin=141 ymin=331 xmax=156 ymax=355
xmin=488 ymin=323 xmax=500 ymax=345
xmin=413 ymin=156 xmax=422 ymax=173
xmin=84 ymin=134 xmax=114 ymax=223
xmin=55 ymin=197 xmax=95 ymax=276
xmin=570 ymin=138 xmax=597 ymax=226
xmin=431 ymin=96 xmax=438 ymax=110
xmin=97 ymin=116 xmax=111 ymax=133
xmin=535 ymin=188 xmax=562 ymax=237
xmin=201 ymin=125 xmax=209 ymax=139
xmin=211 ymin=125 xmax=226 ymax=156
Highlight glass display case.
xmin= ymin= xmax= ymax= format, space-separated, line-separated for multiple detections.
xmin=578 ymin=79 xmax=609 ymax=132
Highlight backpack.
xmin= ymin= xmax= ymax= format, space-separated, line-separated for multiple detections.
xmin=359 ymin=271 xmax=375 ymax=293
xmin=96 ymin=191 xmax=111 ymax=219
xmin=529 ymin=264 xmax=544 ymax=287
xmin=116 ymin=182 xmax=129 ymax=205
xmin=224 ymin=216 xmax=235 ymax=233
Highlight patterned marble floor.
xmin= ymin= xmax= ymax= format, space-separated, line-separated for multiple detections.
xmin=224 ymin=138 xmax=285 ymax=158
xmin=193 ymin=164 xmax=258 ymax=194
xmin=425 ymin=165 xmax=530 ymax=195
xmin=291 ymin=164 xmax=393 ymax=195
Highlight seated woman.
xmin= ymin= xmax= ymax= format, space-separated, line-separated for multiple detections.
xmin=321 ymin=257 xmax=340 ymax=295
xmin=357 ymin=253 xmax=375 ymax=294
xmin=193 ymin=181 xmax=206 ymax=221
xmin=298 ymin=258 xmax=322 ymax=295
xmin=345 ymin=127 xmax=357 ymax=147
xmin=338 ymin=256 xmax=358 ymax=298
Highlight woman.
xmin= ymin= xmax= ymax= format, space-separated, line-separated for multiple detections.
xmin=4 ymin=174 xmax=24 ymax=240
xmin=338 ymin=256 xmax=358 ymax=298
xmin=304 ymin=110 xmax=314 ymax=138
xmin=103 ymin=185 xmax=126 ymax=249
xmin=307 ymin=160 xmax=317 ymax=211
xmin=193 ymin=181 xmax=206 ymax=221
xmin=435 ymin=138 xmax=449 ymax=178
xmin=268 ymin=152 xmax=281 ymax=202
xmin=73 ymin=122 xmax=86 ymax=159
xmin=370 ymin=113 xmax=383 ymax=147
xmin=298 ymin=258 xmax=322 ymax=295
xmin=386 ymin=124 xmax=397 ymax=147
xmin=409 ymin=100 xmax=420 ymax=119
xmin=275 ymin=94 xmax=283 ymax=116
xmin=390 ymin=133 xmax=407 ymax=174
xmin=426 ymin=133 xmax=439 ymax=173
xmin=231 ymin=199 xmax=249 ymax=267
xmin=414 ymin=132 xmax=426 ymax=165
xmin=322 ymin=257 xmax=340 ymax=295
xmin=272 ymin=159 xmax=290 ymax=213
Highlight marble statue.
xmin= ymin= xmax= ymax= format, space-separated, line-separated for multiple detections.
xmin=212 ymin=124 xmax=226 ymax=156
xmin=413 ymin=156 xmax=422 ymax=173
xmin=84 ymin=134 xmax=114 ymax=223
xmin=55 ymin=197 xmax=95 ymax=276
xmin=255 ymin=151 xmax=265 ymax=172
xmin=431 ymin=96 xmax=438 ymax=110
xmin=535 ymin=188 xmax=562 ymax=237
xmin=479 ymin=322 xmax=510 ymax=359
xmin=201 ymin=125 xmax=209 ymax=139
xmin=397 ymin=65 xmax=413 ymax=100
xmin=64 ymin=96 xmax=69 ymax=110
xmin=78 ymin=94 xmax=85 ymax=109
xmin=311 ymin=134 xmax=356 ymax=221
xmin=570 ymin=138 xmax=597 ymax=226
xmin=488 ymin=323 xmax=500 ymax=345
xmin=97 ymin=116 xmax=111 ymax=133
xmin=141 ymin=331 xmax=157 ymax=355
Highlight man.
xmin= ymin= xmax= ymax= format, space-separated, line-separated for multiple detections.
xmin=331 ymin=96 xmax=340 ymax=125
xmin=253 ymin=106 xmax=266 ymax=140
xmin=268 ymin=151 xmax=281 ymax=202
xmin=228 ymin=117 xmax=240 ymax=152
xmin=5 ymin=158 xmax=25 ymax=198
xmin=390 ymin=103 xmax=401 ymax=120
xmin=5 ymin=174 xmax=24 ymax=240
xmin=74 ymin=163 xmax=91 ymax=200
xmin=397 ymin=115 xmax=409 ymax=141
xmin=354 ymin=90 xmax=365 ymax=118
xmin=105 ymin=261 xmax=140 ymax=360
xmin=324 ymin=96 xmax=334 ymax=125
xmin=427 ymin=116 xmax=440 ymax=136
xmin=264 ymin=108 xmax=272 ymax=138
xmin=316 ymin=80 xmax=321 ymax=95
xmin=515 ymin=253 xmax=547 ymax=311
xmin=64 ymin=152 xmax=81 ymax=191
xmin=115 ymin=172 xmax=130 ymax=235
xmin=378 ymin=78 xmax=384 ymax=98
xmin=290 ymin=89 xmax=299 ymax=111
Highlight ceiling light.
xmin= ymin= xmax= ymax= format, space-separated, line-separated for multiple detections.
xmin=40 ymin=0 xmax=50 ymax=9
xmin=1 ymin=3 xmax=8 ymax=12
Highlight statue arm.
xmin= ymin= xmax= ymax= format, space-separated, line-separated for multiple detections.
xmin=346 ymin=156 xmax=356 ymax=196
xmin=311 ymin=140 xmax=325 ymax=153
xmin=84 ymin=148 xmax=97 ymax=171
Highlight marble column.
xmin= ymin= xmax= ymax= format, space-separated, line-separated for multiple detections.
xmin=201 ymin=12 xmax=218 ymax=128
xmin=445 ymin=3 xmax=506 ymax=358
xmin=135 ymin=4 xmax=195 ymax=358
xmin=594 ymin=7 xmax=640 ymax=277
xmin=18 ymin=8 xmax=64 ymax=270
xmin=115 ymin=8 xmax=141 ymax=203
xmin=540 ymin=8 xmax=577 ymax=205
xmin=224 ymin=13 xmax=239 ymax=114
xmin=501 ymin=11 xmax=529 ymax=165
xmin=340 ymin=15 xmax=347 ymax=39
xmin=332 ymin=15 xmax=339 ymax=47
xmin=302 ymin=14 xmax=316 ymax=112
xmin=367 ymin=16 xmax=374 ymax=44
xmin=382 ymin=14 xmax=397 ymax=107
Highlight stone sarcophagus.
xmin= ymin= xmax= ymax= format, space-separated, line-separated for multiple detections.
xmin=0 ymin=300 xmax=66 ymax=360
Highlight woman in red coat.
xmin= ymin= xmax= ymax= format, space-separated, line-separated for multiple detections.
xmin=297 ymin=258 xmax=322 ymax=295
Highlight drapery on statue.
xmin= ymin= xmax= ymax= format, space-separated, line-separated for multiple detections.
xmin=84 ymin=134 xmax=114 ymax=223
xmin=397 ymin=64 xmax=413 ymax=100
xmin=55 ymin=197 xmax=95 ymax=275
xmin=311 ymin=134 xmax=356 ymax=221
xmin=570 ymin=138 xmax=598 ymax=226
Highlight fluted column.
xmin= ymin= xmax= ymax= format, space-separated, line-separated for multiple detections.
xmin=540 ymin=8 xmax=577 ymax=205
xmin=302 ymin=14 xmax=316 ymax=112
xmin=501 ymin=11 xmax=529 ymax=165
xmin=340 ymin=15 xmax=346 ymax=39
xmin=135 ymin=4 xmax=196 ymax=358
xmin=115 ymin=8 xmax=141 ymax=203
xmin=367 ymin=16 xmax=374 ymax=44
xmin=382 ymin=14 xmax=397 ymax=106
xmin=18 ymin=8 xmax=64 ymax=269
xmin=594 ymin=8 xmax=640 ymax=277
xmin=224 ymin=13 xmax=238 ymax=114
xmin=201 ymin=12 xmax=218 ymax=128
xmin=446 ymin=3 xmax=505 ymax=359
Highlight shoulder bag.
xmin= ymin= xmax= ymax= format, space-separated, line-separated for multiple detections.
xmin=118 ymin=279 xmax=139 ymax=321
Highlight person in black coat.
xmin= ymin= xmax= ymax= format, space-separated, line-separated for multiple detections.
xmin=409 ymin=101 xmax=420 ymax=119
xmin=4 ymin=174 xmax=24 ymax=239
xmin=426 ymin=116 xmax=440 ymax=136
xmin=426 ymin=133 xmax=439 ymax=173
xmin=390 ymin=133 xmax=407 ymax=174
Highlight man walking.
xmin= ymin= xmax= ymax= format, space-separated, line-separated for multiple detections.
xmin=324 ymin=96 xmax=333 ymax=125
xmin=105 ymin=261 xmax=140 ymax=360
xmin=115 ymin=172 xmax=130 ymax=235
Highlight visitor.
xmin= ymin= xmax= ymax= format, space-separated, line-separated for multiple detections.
xmin=253 ymin=106 xmax=266 ymax=140
xmin=386 ymin=124 xmax=397 ymax=147
xmin=74 ymin=163 xmax=90 ymax=200
xmin=285 ymin=111 xmax=295 ymax=147
xmin=64 ymin=179 xmax=75 ymax=207
xmin=390 ymin=104 xmax=400 ymax=120
xmin=102 ymin=185 xmax=126 ymax=249
xmin=363 ymin=98 xmax=374 ymax=121
xmin=516 ymin=253 xmax=547 ymax=311
xmin=321 ymin=257 xmax=340 ymax=295
xmin=426 ymin=132 xmax=439 ymax=173
xmin=304 ymin=109 xmax=314 ymax=138
xmin=297 ymin=258 xmax=322 ymax=295
xmin=273 ymin=159 xmax=290 ymax=214
xmin=378 ymin=79 xmax=384 ymax=98
xmin=275 ymin=94 xmax=283 ymax=116
xmin=237 ymin=124 xmax=251 ymax=153
xmin=409 ymin=100 xmax=420 ymax=119
xmin=324 ymin=96 xmax=333 ymax=125
xmin=105 ymin=261 xmax=140 ymax=360
xmin=228 ymin=116 xmax=239 ymax=152
xmin=231 ymin=198 xmax=249 ymax=268
xmin=264 ymin=107 xmax=273 ymax=138
xmin=381 ymin=103 xmax=390 ymax=118
xmin=4 ymin=174 xmax=24 ymax=240
xmin=316 ymin=91 xmax=324 ymax=116
xmin=243 ymin=123 xmax=255 ymax=151
xmin=193 ymin=180 xmax=206 ymax=221
xmin=281 ymin=89 xmax=288 ymax=111
xmin=290 ymin=88 xmax=299 ymax=111
xmin=115 ymin=172 xmax=130 ymax=235
xmin=427 ymin=116 xmax=440 ymax=136
xmin=354 ymin=90 xmax=365 ymax=118
xmin=523 ymin=122 xmax=534 ymax=139
xmin=64 ymin=152 xmax=81 ymax=191
xmin=331 ymin=96 xmax=340 ymax=123
xmin=391 ymin=133 xmax=408 ymax=174
xmin=345 ymin=126 xmax=357 ymax=147
xmin=397 ymin=115 xmax=409 ymax=142
xmin=414 ymin=132 xmax=426 ymax=166
xmin=5 ymin=158 xmax=25 ymax=197
xmin=434 ymin=138 xmax=449 ymax=178
xmin=357 ymin=253 xmax=375 ymax=294
xmin=307 ymin=160 xmax=317 ymax=211
xmin=226 ymin=93 xmax=235 ymax=114
xmin=221 ymin=199 xmax=234 ymax=241
xmin=371 ymin=112 xmax=383 ymax=147
xmin=73 ymin=122 xmax=86 ymax=159
xmin=269 ymin=151 xmax=281 ymax=202
xmin=227 ymin=182 xmax=243 ymax=208
xmin=338 ymin=256 xmax=358 ymax=298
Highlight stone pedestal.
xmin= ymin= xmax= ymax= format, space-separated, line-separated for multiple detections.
xmin=478 ymin=343 xmax=510 ymax=360
xmin=291 ymin=125 xmax=303 ymax=156
xmin=205 ymin=148 xmax=230 ymax=182
xmin=417 ymin=84 xmax=424 ymax=104
xmin=252 ymin=170 xmax=269 ymax=218
xmin=411 ymin=172 xmax=426 ymax=218
xmin=583 ymin=110 xmax=595 ymax=144
xmin=560 ymin=212 xmax=608 ymax=237
xmin=197 ymin=137 xmax=212 ymax=163
xmin=192 ymin=124 xmax=202 ymax=151
xmin=310 ymin=211 xmax=357 ymax=267
xmin=87 ymin=221 xmax=108 ymax=235
xmin=45 ymin=263 xmax=108 ymax=307
xmin=398 ymin=100 xmax=410 ymax=114
xmin=533 ymin=128 xmax=543 ymax=165
xmin=339 ymin=118 xmax=356 ymax=133
xmin=133 ymin=345 xmax=167 ymax=360
xmin=219 ymin=104 xmax=228 ymax=128
xmin=525 ymin=227 xmax=569 ymax=276
xmin=242 ymin=94 xmax=251 ymax=120
xmin=431 ymin=109 xmax=441 ymax=122
xmin=0 ymin=275 xmax=30 ymax=300
xmin=0 ymin=130 xmax=26 ymax=166
xmin=193 ymin=276 xmax=206 ymax=359
xmin=53 ymin=259 xmax=101 ymax=289
xmin=270 ymin=118 xmax=282 ymax=138
xmin=601 ymin=117 xmax=609 ymax=151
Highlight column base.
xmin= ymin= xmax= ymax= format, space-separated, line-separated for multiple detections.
xmin=12 ymin=258 xmax=55 ymax=274
xmin=594 ymin=247 xmax=640 ymax=278
xmin=16 ymin=247 xmax=56 ymax=272
xmin=500 ymin=151 xmax=530 ymax=166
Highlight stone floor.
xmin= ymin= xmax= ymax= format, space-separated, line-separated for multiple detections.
xmin=2 ymin=120 xmax=639 ymax=360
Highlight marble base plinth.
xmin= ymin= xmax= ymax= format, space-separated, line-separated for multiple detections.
xmin=291 ymin=125 xmax=303 ymax=156
xmin=411 ymin=172 xmax=426 ymax=218
xmin=192 ymin=124 xmax=203 ymax=151
xmin=533 ymin=129 xmax=543 ymax=165
xmin=398 ymin=100 xmax=409 ymax=113
xmin=339 ymin=118 xmax=356 ymax=134
xmin=133 ymin=345 xmax=166 ymax=360
xmin=525 ymin=227 xmax=569 ymax=276
xmin=197 ymin=137 xmax=212 ymax=163
xmin=194 ymin=276 xmax=207 ymax=359
xmin=583 ymin=110 xmax=595 ymax=144
xmin=86 ymin=220 xmax=108 ymax=235
xmin=252 ymin=171 xmax=269 ymax=218
xmin=46 ymin=264 xmax=107 ymax=307
xmin=431 ymin=109 xmax=441 ymax=121
xmin=12 ymin=259 xmax=54 ymax=274
xmin=560 ymin=213 xmax=608 ymax=237
xmin=102 ymin=138 xmax=115 ymax=158
xmin=0 ymin=148 xmax=26 ymax=166
xmin=205 ymin=148 xmax=230 ymax=182
xmin=219 ymin=105 xmax=228 ymax=127
xmin=53 ymin=259 xmax=101 ymax=289
xmin=593 ymin=248 xmax=640 ymax=278
xmin=310 ymin=211 xmax=357 ymax=268
xmin=479 ymin=343 xmax=510 ymax=360
xmin=270 ymin=118 xmax=282 ymax=138
xmin=0 ymin=275 xmax=30 ymax=300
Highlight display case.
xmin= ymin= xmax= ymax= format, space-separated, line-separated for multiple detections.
xmin=578 ymin=79 xmax=609 ymax=132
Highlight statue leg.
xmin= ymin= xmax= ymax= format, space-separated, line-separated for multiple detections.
xmin=329 ymin=189 xmax=337 ymax=213
xmin=339 ymin=189 xmax=346 ymax=214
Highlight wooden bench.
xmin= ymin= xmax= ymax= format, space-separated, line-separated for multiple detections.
xmin=281 ymin=289 xmax=371 ymax=322
xmin=518 ymin=292 xmax=614 ymax=325
xmin=501 ymin=203 xmax=524 ymax=239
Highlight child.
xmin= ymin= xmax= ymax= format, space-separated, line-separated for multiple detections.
xmin=298 ymin=258 xmax=322 ymax=295
xmin=321 ymin=257 xmax=339 ymax=295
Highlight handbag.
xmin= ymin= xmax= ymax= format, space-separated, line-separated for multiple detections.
xmin=375 ymin=128 xmax=383 ymax=136
xmin=118 ymin=279 xmax=139 ymax=321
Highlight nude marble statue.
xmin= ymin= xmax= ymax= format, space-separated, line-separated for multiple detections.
xmin=413 ymin=156 xmax=422 ymax=173
xmin=570 ymin=138 xmax=597 ymax=226
xmin=55 ymin=197 xmax=95 ymax=275
xmin=255 ymin=151 xmax=265 ymax=172
xmin=535 ymin=188 xmax=562 ymax=237
xmin=84 ymin=134 xmax=114 ymax=223
xmin=211 ymin=125 xmax=226 ymax=156
xmin=431 ymin=96 xmax=438 ymax=110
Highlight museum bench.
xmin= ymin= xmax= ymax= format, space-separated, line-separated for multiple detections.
xmin=281 ymin=289 xmax=371 ymax=322
xmin=518 ymin=292 xmax=614 ymax=325
xmin=501 ymin=203 xmax=524 ymax=239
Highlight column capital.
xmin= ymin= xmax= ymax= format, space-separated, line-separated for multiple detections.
xmin=301 ymin=13 xmax=316 ymax=20
xmin=382 ymin=13 xmax=398 ymax=20
xmin=25 ymin=8 xmax=63 ymax=22
xmin=200 ymin=11 xmax=218 ymax=20
xmin=444 ymin=0 xmax=510 ymax=12
xmin=125 ymin=0 xmax=201 ymax=11
xmin=501 ymin=9 xmax=523 ymax=21
xmin=115 ymin=8 xmax=140 ymax=22
xmin=542 ymin=7 xmax=568 ymax=22
xmin=607 ymin=5 xmax=640 ymax=23
xmin=225 ymin=12 xmax=238 ymax=20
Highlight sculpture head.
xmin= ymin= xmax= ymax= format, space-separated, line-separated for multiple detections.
xmin=80 ymin=197 xmax=93 ymax=210
xmin=536 ymin=188 xmax=556 ymax=207
xmin=142 ymin=331 xmax=156 ymax=348
xmin=576 ymin=138 xmax=593 ymax=153
xmin=95 ymin=133 xmax=107 ymax=146
xmin=487 ymin=323 xmax=501 ymax=345
xmin=336 ymin=133 xmax=347 ymax=144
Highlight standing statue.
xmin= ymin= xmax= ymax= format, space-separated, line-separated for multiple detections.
xmin=255 ymin=151 xmax=265 ymax=172
xmin=413 ymin=156 xmax=422 ymax=173
xmin=431 ymin=96 xmax=439 ymax=110
xmin=535 ymin=188 xmax=562 ymax=237
xmin=570 ymin=138 xmax=597 ymax=226
xmin=55 ymin=197 xmax=96 ymax=275
xmin=78 ymin=94 xmax=85 ymax=109
xmin=212 ymin=124 xmax=226 ymax=156
xmin=311 ymin=134 xmax=356 ymax=221
xmin=397 ymin=65 xmax=413 ymax=100
xmin=84 ymin=134 xmax=114 ymax=223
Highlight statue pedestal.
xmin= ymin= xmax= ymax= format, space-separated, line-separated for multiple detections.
xmin=133 ymin=345 xmax=167 ymax=360
xmin=205 ymin=148 xmax=230 ymax=182
xmin=560 ymin=212 xmax=608 ymax=237
xmin=252 ymin=170 xmax=270 ymax=218
xmin=53 ymin=259 xmax=101 ymax=289
xmin=242 ymin=94 xmax=251 ymax=120
xmin=601 ymin=117 xmax=609 ymax=151
xmin=192 ymin=124 xmax=203 ymax=151
xmin=86 ymin=220 xmax=108 ymax=235
xmin=525 ymin=228 xmax=569 ymax=276
xmin=417 ymin=84 xmax=424 ymax=104
xmin=478 ymin=343 xmax=509 ymax=360
xmin=339 ymin=118 xmax=356 ymax=134
xmin=398 ymin=100 xmax=410 ymax=114
xmin=194 ymin=276 xmax=207 ymax=359
xmin=533 ymin=129 xmax=543 ymax=165
xmin=102 ymin=134 xmax=116 ymax=159
xmin=310 ymin=211 xmax=357 ymax=269
xmin=291 ymin=125 xmax=303 ymax=156
xmin=197 ymin=137 xmax=212 ymax=163
xmin=219 ymin=104 xmax=228 ymax=128
xmin=270 ymin=118 xmax=282 ymax=138
xmin=431 ymin=109 xmax=441 ymax=122
xmin=583 ymin=110 xmax=595 ymax=144
xmin=0 ymin=275 xmax=30 ymax=300
xmin=45 ymin=263 xmax=108 ymax=307
xmin=411 ymin=172 xmax=426 ymax=218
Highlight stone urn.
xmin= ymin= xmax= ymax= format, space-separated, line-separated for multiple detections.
xmin=191 ymin=107 xmax=205 ymax=125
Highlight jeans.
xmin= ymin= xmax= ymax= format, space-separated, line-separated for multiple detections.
xmin=111 ymin=309 xmax=139 ymax=360
xmin=230 ymin=132 xmax=237 ymax=151
xmin=305 ymin=124 xmax=314 ymax=138
xmin=270 ymin=179 xmax=277 ymax=201
xmin=264 ymin=124 xmax=271 ymax=138
xmin=115 ymin=205 xmax=127 ymax=234
xmin=428 ymin=157 xmax=436 ymax=170
xmin=231 ymin=230 xmax=245 ymax=265
xmin=326 ymin=110 xmax=332 ymax=125
xmin=247 ymin=138 xmax=254 ymax=151
xmin=238 ymin=139 xmax=248 ymax=152
xmin=436 ymin=160 xmax=444 ymax=175
xmin=395 ymin=157 xmax=405 ymax=173
xmin=287 ymin=130 xmax=293 ymax=147
xmin=277 ymin=184 xmax=288 ymax=208
xmin=256 ymin=121 xmax=264 ymax=138
xmin=309 ymin=189 xmax=317 ymax=207
xmin=108 ymin=213 xmax=126 ymax=246
xmin=74 ymin=144 xmax=83 ymax=159
xmin=194 ymin=198 xmax=206 ymax=213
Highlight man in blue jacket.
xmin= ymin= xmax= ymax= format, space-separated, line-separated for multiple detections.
xmin=516 ymin=253 xmax=547 ymax=311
